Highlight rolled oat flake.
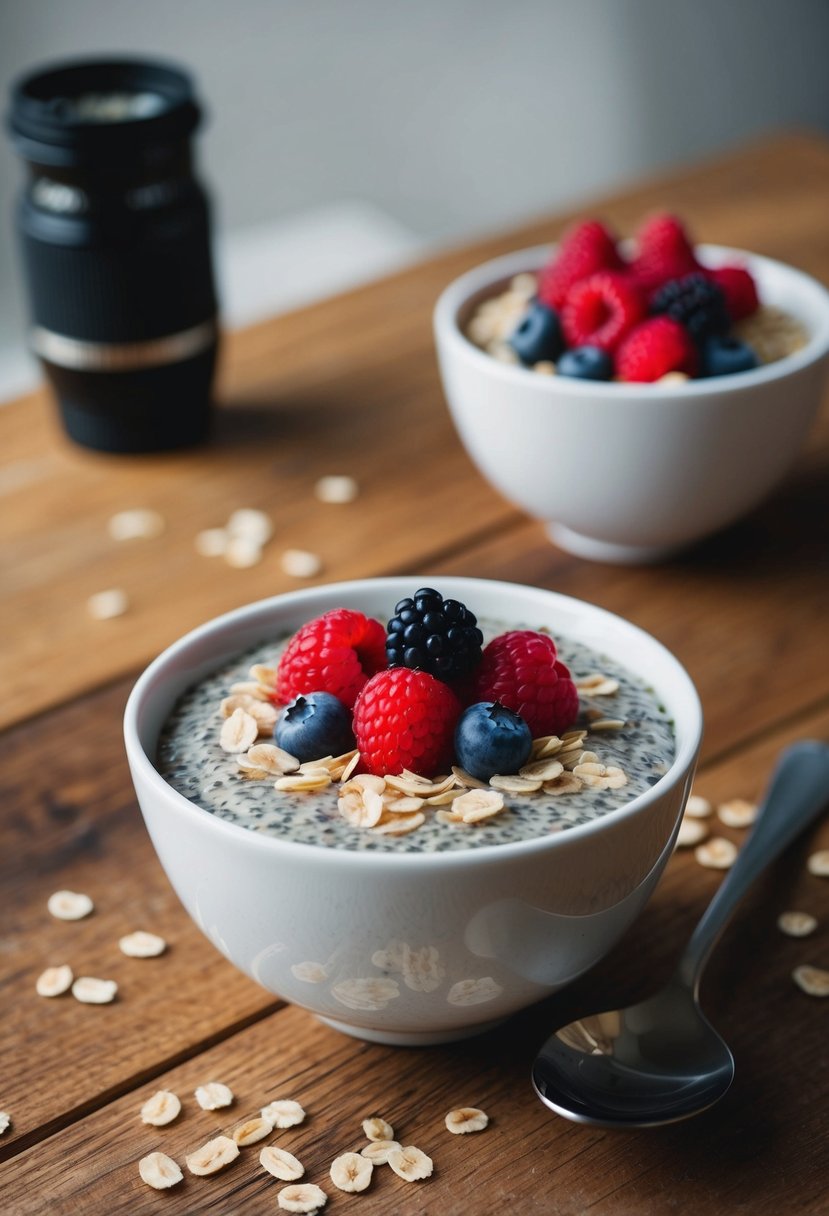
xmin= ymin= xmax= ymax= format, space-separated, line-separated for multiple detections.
xmin=277 ymin=1182 xmax=328 ymax=1213
xmin=139 ymin=1151 xmax=183 ymax=1190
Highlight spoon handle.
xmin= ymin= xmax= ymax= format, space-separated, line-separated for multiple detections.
xmin=677 ymin=740 xmax=829 ymax=991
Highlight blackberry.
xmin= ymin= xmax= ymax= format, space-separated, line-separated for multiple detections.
xmin=651 ymin=273 xmax=729 ymax=343
xmin=386 ymin=587 xmax=484 ymax=681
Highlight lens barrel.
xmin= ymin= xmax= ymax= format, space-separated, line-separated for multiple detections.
xmin=7 ymin=57 xmax=219 ymax=453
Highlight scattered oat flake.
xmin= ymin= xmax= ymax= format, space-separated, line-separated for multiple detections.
xmin=261 ymin=1145 xmax=305 ymax=1182
xmin=186 ymin=1135 xmax=240 ymax=1176
xmin=139 ymin=1151 xmax=183 ymax=1190
xmin=233 ymin=1116 xmax=273 ymax=1146
xmin=694 ymin=837 xmax=738 ymax=870
xmin=195 ymin=1081 xmax=234 ymax=1110
xmin=71 ymin=976 xmax=117 ymax=1004
xmin=220 ymin=707 xmax=259 ymax=753
xmin=370 ymin=811 xmax=425 ymax=836
xmin=195 ymin=527 xmax=228 ymax=557
xmin=445 ymin=1107 xmax=489 ymax=1134
xmin=388 ymin=1145 xmax=433 ymax=1182
xmin=454 ymin=789 xmax=505 ymax=822
xmin=87 ymin=588 xmax=129 ymax=620
xmin=676 ymin=817 xmax=709 ymax=848
xmin=490 ymin=773 xmax=541 ymax=794
xmin=807 ymin=850 xmax=829 ymax=877
xmin=330 ymin=1151 xmax=373 ymax=1193
xmin=119 ymin=930 xmax=167 ymax=958
xmin=361 ymin=1139 xmax=401 ymax=1164
xmin=363 ymin=1115 xmax=394 ymax=1141
xmin=717 ymin=798 xmax=757 ymax=828
xmin=225 ymin=534 xmax=264 ymax=568
xmin=277 ymin=1183 xmax=328 ymax=1213
xmin=519 ymin=757 xmax=564 ymax=781
xmin=792 ymin=964 xmax=829 ymax=997
xmin=275 ymin=771 xmax=332 ymax=793
xmin=0 ymin=1113 xmax=11 ymax=1135
xmin=575 ymin=674 xmax=620 ymax=696
xmin=685 ymin=795 xmax=712 ymax=818
xmin=36 ymin=964 xmax=73 ymax=997
xmin=261 ymin=1099 xmax=306 ymax=1129
xmin=108 ymin=508 xmax=165 ymax=541
xmin=227 ymin=507 xmax=273 ymax=545
xmin=315 ymin=475 xmax=359 ymax=504
xmin=332 ymin=976 xmax=400 ymax=1011
xmin=543 ymin=772 xmax=582 ymax=796
xmin=281 ymin=549 xmax=322 ymax=579
xmin=447 ymin=976 xmax=503 ymax=1006
xmin=291 ymin=961 xmax=327 ymax=983
xmin=47 ymin=889 xmax=93 ymax=920
xmin=777 ymin=911 xmax=818 ymax=937
xmin=140 ymin=1090 xmax=181 ymax=1126
xmin=451 ymin=765 xmax=488 ymax=789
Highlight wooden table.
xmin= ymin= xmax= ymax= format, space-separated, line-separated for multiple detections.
xmin=2 ymin=132 xmax=828 ymax=1215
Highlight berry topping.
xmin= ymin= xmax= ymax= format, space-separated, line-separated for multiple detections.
xmin=616 ymin=316 xmax=698 ymax=382
xmin=556 ymin=345 xmax=613 ymax=381
xmin=650 ymin=273 xmax=730 ymax=343
xmin=353 ymin=667 xmax=461 ymax=777
xmin=537 ymin=220 xmax=624 ymax=310
xmin=509 ymin=301 xmax=564 ymax=365
xmin=454 ymin=702 xmax=533 ymax=783
xmin=276 ymin=609 xmax=386 ymax=709
xmin=561 ymin=272 xmax=646 ymax=353
xmin=474 ymin=631 xmax=579 ymax=738
xmin=385 ymin=588 xmax=484 ymax=683
xmin=699 ymin=335 xmax=759 ymax=378
xmin=631 ymin=212 xmax=700 ymax=293
xmin=274 ymin=692 xmax=354 ymax=763
xmin=708 ymin=265 xmax=760 ymax=322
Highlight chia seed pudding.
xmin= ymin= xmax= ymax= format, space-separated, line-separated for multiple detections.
xmin=157 ymin=618 xmax=675 ymax=853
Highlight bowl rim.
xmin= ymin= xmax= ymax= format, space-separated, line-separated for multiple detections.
xmin=434 ymin=242 xmax=829 ymax=398
xmin=124 ymin=576 xmax=703 ymax=871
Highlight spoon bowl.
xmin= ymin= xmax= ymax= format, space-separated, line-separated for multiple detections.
xmin=532 ymin=741 xmax=829 ymax=1128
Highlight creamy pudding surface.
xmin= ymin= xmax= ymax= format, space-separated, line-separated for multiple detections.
xmin=157 ymin=615 xmax=676 ymax=853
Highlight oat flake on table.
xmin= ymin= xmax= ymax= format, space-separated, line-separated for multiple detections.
xmin=807 ymin=850 xmax=829 ymax=877
xmin=140 ymin=1090 xmax=181 ymax=1126
xmin=260 ymin=1145 xmax=306 ymax=1182
xmin=119 ymin=930 xmax=166 ymax=958
xmin=387 ymin=1145 xmax=433 ymax=1182
xmin=186 ymin=1135 xmax=239 ymax=1175
xmin=36 ymin=964 xmax=74 ymax=997
xmin=87 ymin=589 xmax=129 ymax=620
xmin=139 ymin=1151 xmax=183 ymax=1190
xmin=777 ymin=911 xmax=818 ymax=938
xmin=445 ymin=1106 xmax=489 ymax=1134
xmin=277 ymin=1182 xmax=328 ymax=1213
xmin=71 ymin=976 xmax=117 ymax=1004
xmin=792 ymin=964 xmax=829 ymax=997
xmin=261 ymin=1098 xmax=306 ymax=1128
xmin=47 ymin=889 xmax=93 ymax=920
xmin=330 ymin=1151 xmax=373 ymax=1193
xmin=195 ymin=1081 xmax=234 ymax=1110
xmin=0 ymin=1113 xmax=11 ymax=1135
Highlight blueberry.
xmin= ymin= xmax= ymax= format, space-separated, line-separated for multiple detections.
xmin=509 ymin=301 xmax=564 ymax=364
xmin=700 ymin=336 xmax=759 ymax=378
xmin=274 ymin=692 xmax=354 ymax=763
xmin=557 ymin=345 xmax=613 ymax=380
xmin=454 ymin=701 xmax=532 ymax=782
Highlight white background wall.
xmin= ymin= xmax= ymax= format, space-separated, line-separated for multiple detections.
xmin=1 ymin=0 xmax=828 ymax=390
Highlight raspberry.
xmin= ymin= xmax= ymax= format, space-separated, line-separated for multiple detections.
xmin=616 ymin=316 xmax=698 ymax=382
xmin=276 ymin=609 xmax=386 ymax=709
xmin=353 ymin=668 xmax=461 ymax=777
xmin=385 ymin=587 xmax=483 ymax=683
xmin=651 ymin=273 xmax=730 ymax=343
xmin=631 ymin=213 xmax=700 ymax=294
xmin=708 ymin=265 xmax=759 ymax=321
xmin=474 ymin=631 xmax=579 ymax=739
xmin=561 ymin=272 xmax=646 ymax=353
xmin=537 ymin=220 xmax=624 ymax=310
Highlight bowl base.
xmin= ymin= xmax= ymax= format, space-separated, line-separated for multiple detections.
xmin=316 ymin=1013 xmax=507 ymax=1046
xmin=547 ymin=522 xmax=683 ymax=565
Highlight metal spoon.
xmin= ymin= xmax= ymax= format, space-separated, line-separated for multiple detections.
xmin=532 ymin=740 xmax=829 ymax=1128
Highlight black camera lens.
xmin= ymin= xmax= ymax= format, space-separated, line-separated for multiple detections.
xmin=7 ymin=57 xmax=219 ymax=453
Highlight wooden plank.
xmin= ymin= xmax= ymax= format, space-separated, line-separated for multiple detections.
xmin=3 ymin=134 xmax=829 ymax=731
xmin=4 ymin=702 xmax=828 ymax=1213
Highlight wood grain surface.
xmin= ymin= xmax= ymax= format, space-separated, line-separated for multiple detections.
xmin=2 ymin=132 xmax=829 ymax=1214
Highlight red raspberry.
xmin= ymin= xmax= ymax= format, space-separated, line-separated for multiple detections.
xmin=537 ymin=220 xmax=624 ymax=310
xmin=631 ymin=213 xmax=700 ymax=294
xmin=353 ymin=668 xmax=461 ymax=777
xmin=708 ymin=265 xmax=759 ymax=321
xmin=474 ymin=631 xmax=579 ymax=738
xmin=561 ymin=272 xmax=646 ymax=353
xmin=276 ymin=609 xmax=386 ymax=709
xmin=616 ymin=316 xmax=698 ymax=382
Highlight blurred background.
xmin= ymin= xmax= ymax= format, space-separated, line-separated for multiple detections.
xmin=2 ymin=0 xmax=828 ymax=400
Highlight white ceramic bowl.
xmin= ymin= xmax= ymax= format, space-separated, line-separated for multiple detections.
xmin=124 ymin=576 xmax=702 ymax=1046
xmin=434 ymin=244 xmax=829 ymax=563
